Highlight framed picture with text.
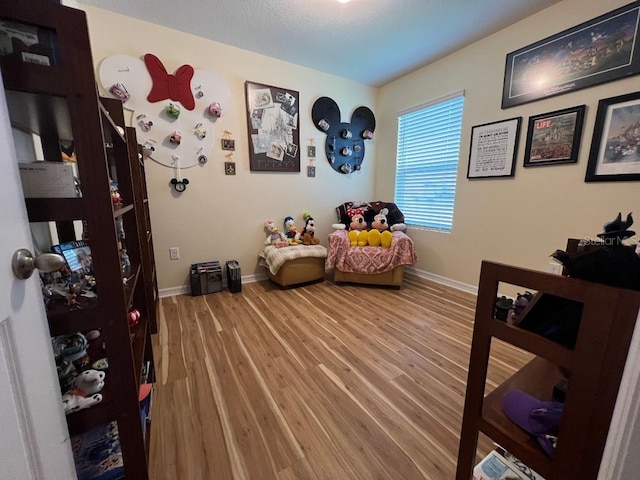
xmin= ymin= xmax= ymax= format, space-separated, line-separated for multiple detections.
xmin=524 ymin=105 xmax=585 ymax=167
xmin=467 ymin=117 xmax=522 ymax=179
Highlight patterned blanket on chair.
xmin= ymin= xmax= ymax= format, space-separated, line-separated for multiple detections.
xmin=259 ymin=245 xmax=327 ymax=275
xmin=326 ymin=230 xmax=417 ymax=274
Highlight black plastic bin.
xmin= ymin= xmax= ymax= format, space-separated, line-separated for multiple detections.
xmin=225 ymin=260 xmax=241 ymax=293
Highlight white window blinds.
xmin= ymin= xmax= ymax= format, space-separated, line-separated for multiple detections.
xmin=394 ymin=93 xmax=464 ymax=232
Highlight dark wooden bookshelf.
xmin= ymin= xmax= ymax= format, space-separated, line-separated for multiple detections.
xmin=456 ymin=259 xmax=640 ymax=480
xmin=0 ymin=1 xmax=156 ymax=478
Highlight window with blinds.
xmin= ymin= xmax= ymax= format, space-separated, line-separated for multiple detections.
xmin=394 ymin=92 xmax=464 ymax=232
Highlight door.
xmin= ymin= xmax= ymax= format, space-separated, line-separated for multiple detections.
xmin=0 ymin=78 xmax=76 ymax=478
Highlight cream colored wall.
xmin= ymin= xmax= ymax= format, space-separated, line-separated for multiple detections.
xmin=81 ymin=6 xmax=377 ymax=290
xmin=375 ymin=0 xmax=640 ymax=287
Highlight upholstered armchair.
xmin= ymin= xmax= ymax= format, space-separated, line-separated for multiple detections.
xmin=326 ymin=201 xmax=417 ymax=287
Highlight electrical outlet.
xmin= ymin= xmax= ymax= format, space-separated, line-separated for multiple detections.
xmin=169 ymin=247 xmax=180 ymax=260
xmin=548 ymin=261 xmax=563 ymax=275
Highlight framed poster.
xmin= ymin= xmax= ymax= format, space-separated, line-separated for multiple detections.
xmin=524 ymin=105 xmax=585 ymax=167
xmin=467 ymin=117 xmax=522 ymax=179
xmin=586 ymin=91 xmax=640 ymax=182
xmin=502 ymin=2 xmax=640 ymax=109
xmin=245 ymin=81 xmax=300 ymax=172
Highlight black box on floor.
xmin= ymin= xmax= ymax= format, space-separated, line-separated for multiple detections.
xmin=190 ymin=261 xmax=222 ymax=296
xmin=226 ymin=260 xmax=241 ymax=293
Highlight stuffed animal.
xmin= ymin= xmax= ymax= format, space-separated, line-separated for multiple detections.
xmin=390 ymin=221 xmax=407 ymax=232
xmin=301 ymin=212 xmax=320 ymax=245
xmin=109 ymin=179 xmax=122 ymax=206
xmin=347 ymin=208 xmax=368 ymax=247
xmin=264 ymin=221 xmax=288 ymax=248
xmin=62 ymin=369 xmax=106 ymax=415
xmin=284 ymin=216 xmax=301 ymax=245
xmin=368 ymin=208 xmax=393 ymax=248
xmin=62 ymin=391 xmax=103 ymax=414
xmin=72 ymin=369 xmax=106 ymax=395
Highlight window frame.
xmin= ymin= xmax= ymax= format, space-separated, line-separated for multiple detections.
xmin=394 ymin=90 xmax=465 ymax=233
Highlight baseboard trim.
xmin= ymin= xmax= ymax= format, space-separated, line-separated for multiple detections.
xmin=159 ymin=273 xmax=268 ymax=298
xmin=406 ymin=267 xmax=478 ymax=295
xmin=160 ymin=268 xmax=475 ymax=298
xmin=159 ymin=286 xmax=189 ymax=298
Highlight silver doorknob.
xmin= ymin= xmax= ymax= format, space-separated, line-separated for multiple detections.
xmin=12 ymin=248 xmax=66 ymax=279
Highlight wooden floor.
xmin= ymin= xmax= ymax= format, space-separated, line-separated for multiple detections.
xmin=149 ymin=273 xmax=531 ymax=479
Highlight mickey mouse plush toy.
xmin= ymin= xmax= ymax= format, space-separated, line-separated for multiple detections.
xmin=369 ymin=208 xmax=393 ymax=248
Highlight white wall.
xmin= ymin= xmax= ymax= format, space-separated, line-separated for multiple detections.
xmin=374 ymin=3 xmax=640 ymax=476
xmin=81 ymin=2 xmax=640 ymax=477
xmin=376 ymin=0 xmax=640 ymax=287
xmin=85 ymin=1 xmax=640 ymax=293
xmin=82 ymin=5 xmax=378 ymax=290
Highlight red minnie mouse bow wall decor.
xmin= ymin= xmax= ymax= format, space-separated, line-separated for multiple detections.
xmin=144 ymin=53 xmax=195 ymax=110
xmin=98 ymin=53 xmax=232 ymax=179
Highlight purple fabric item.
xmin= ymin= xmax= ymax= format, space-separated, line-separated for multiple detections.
xmin=502 ymin=390 xmax=564 ymax=458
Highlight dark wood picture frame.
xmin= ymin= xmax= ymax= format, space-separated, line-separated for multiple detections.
xmin=586 ymin=91 xmax=640 ymax=182
xmin=467 ymin=117 xmax=522 ymax=179
xmin=224 ymin=162 xmax=236 ymax=176
xmin=524 ymin=105 xmax=585 ymax=167
xmin=307 ymin=145 xmax=316 ymax=158
xmin=244 ymin=80 xmax=300 ymax=172
xmin=502 ymin=2 xmax=640 ymax=109
xmin=221 ymin=139 xmax=235 ymax=151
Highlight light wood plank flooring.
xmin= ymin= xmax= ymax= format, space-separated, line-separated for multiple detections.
xmin=149 ymin=273 xmax=531 ymax=479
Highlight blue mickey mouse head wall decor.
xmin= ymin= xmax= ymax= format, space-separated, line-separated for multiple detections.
xmin=311 ymin=97 xmax=375 ymax=174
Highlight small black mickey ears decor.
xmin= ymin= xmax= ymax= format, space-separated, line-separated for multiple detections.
xmin=170 ymin=177 xmax=189 ymax=192
xmin=311 ymin=97 xmax=375 ymax=174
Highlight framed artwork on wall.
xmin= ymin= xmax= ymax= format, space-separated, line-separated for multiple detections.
xmin=307 ymin=145 xmax=316 ymax=158
xmin=523 ymin=105 xmax=585 ymax=167
xmin=221 ymin=139 xmax=235 ymax=151
xmin=585 ymin=91 xmax=640 ymax=182
xmin=244 ymin=80 xmax=300 ymax=172
xmin=467 ymin=117 xmax=522 ymax=179
xmin=502 ymin=2 xmax=640 ymax=109
xmin=224 ymin=162 xmax=236 ymax=176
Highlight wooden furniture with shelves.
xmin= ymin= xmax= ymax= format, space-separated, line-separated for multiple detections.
xmin=1 ymin=1 xmax=155 ymax=478
xmin=102 ymin=96 xmax=159 ymax=334
xmin=456 ymin=260 xmax=640 ymax=479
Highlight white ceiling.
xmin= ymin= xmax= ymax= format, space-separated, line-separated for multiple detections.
xmin=79 ymin=0 xmax=562 ymax=87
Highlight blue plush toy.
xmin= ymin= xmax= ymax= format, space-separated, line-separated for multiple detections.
xmin=284 ymin=216 xmax=301 ymax=244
